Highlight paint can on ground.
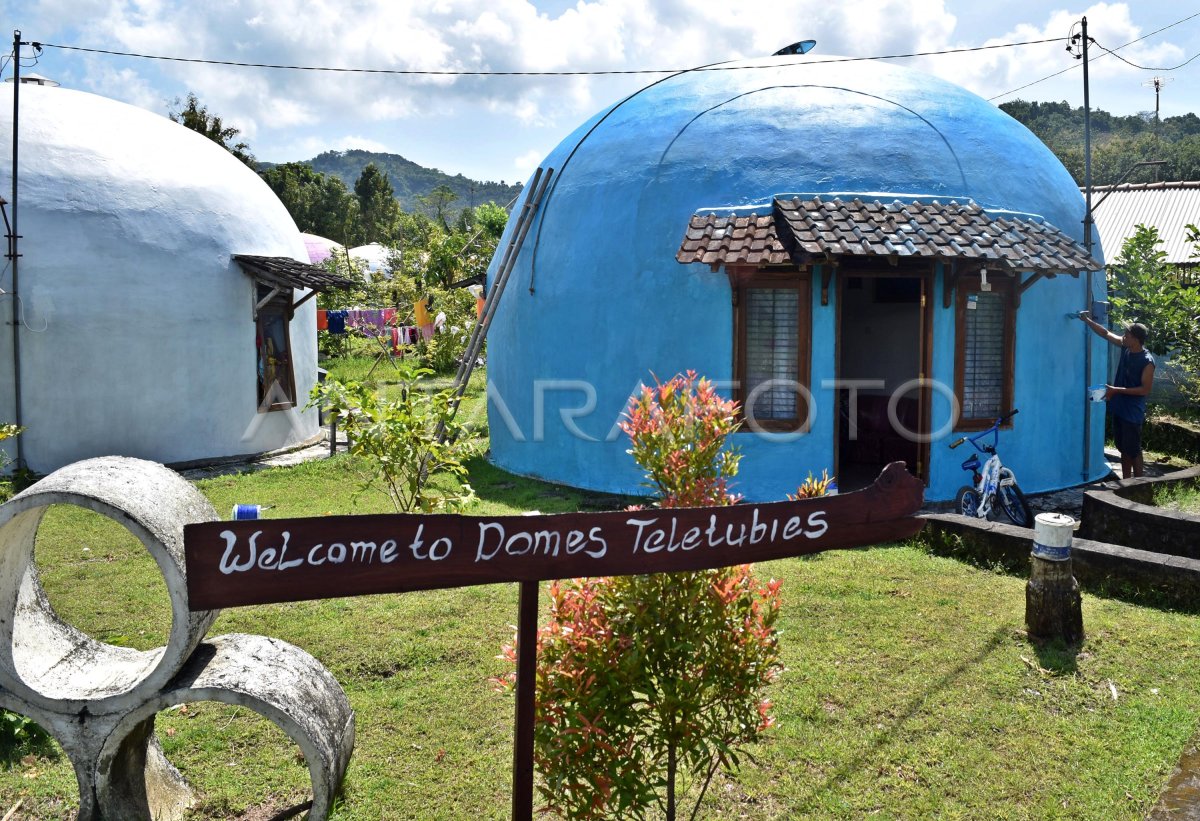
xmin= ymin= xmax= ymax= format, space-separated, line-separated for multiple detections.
xmin=1032 ymin=512 xmax=1074 ymax=561
xmin=1087 ymin=384 xmax=1107 ymax=402
xmin=232 ymin=504 xmax=262 ymax=521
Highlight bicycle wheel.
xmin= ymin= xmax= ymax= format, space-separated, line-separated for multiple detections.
xmin=955 ymin=486 xmax=981 ymax=518
xmin=998 ymin=483 xmax=1033 ymax=527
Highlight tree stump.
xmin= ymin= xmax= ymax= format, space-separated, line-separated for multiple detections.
xmin=1025 ymin=512 xmax=1084 ymax=644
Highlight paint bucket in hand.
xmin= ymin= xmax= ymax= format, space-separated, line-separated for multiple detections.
xmin=232 ymin=504 xmax=262 ymax=520
xmin=1087 ymin=384 xmax=1107 ymax=402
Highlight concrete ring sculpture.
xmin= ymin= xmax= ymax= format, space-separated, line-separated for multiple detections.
xmin=0 ymin=457 xmax=357 ymax=819
xmin=0 ymin=456 xmax=221 ymax=714
xmin=96 ymin=633 xmax=356 ymax=820
xmin=0 ymin=684 xmax=112 ymax=819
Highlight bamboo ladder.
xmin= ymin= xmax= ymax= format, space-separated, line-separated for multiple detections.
xmin=436 ymin=166 xmax=554 ymax=443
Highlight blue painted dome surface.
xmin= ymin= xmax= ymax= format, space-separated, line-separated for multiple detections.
xmin=487 ymin=56 xmax=1107 ymax=502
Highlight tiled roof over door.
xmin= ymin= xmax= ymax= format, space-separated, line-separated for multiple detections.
xmin=677 ymin=197 xmax=1101 ymax=275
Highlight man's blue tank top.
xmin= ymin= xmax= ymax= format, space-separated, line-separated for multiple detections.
xmin=1109 ymin=348 xmax=1154 ymax=424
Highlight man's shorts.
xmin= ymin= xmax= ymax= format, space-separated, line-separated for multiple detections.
xmin=1112 ymin=416 xmax=1143 ymax=459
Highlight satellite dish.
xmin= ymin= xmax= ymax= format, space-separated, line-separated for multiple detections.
xmin=774 ymin=40 xmax=817 ymax=56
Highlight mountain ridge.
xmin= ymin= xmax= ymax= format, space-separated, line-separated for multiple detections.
xmin=260 ymin=148 xmax=524 ymax=211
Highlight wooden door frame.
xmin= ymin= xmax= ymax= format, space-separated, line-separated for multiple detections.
xmin=832 ymin=261 xmax=934 ymax=485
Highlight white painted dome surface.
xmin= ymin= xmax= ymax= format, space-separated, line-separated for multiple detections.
xmin=0 ymin=84 xmax=318 ymax=472
xmin=349 ymin=243 xmax=391 ymax=275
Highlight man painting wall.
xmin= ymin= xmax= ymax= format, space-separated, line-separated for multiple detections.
xmin=1079 ymin=313 xmax=1155 ymax=478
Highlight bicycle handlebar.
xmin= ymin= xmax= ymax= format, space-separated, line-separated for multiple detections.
xmin=947 ymin=409 xmax=1019 ymax=450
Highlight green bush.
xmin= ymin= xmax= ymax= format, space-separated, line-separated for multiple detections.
xmin=309 ymin=370 xmax=477 ymax=513
xmin=1108 ymin=224 xmax=1200 ymax=402
xmin=0 ymin=424 xmax=22 ymax=502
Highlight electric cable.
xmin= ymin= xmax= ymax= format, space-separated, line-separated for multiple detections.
xmin=990 ymin=9 xmax=1200 ymax=101
xmin=38 ymin=37 xmax=1063 ymax=77
xmin=1091 ymin=40 xmax=1200 ymax=71
xmin=15 ymin=296 xmax=48 ymax=333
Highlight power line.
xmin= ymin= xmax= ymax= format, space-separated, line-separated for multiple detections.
xmin=37 ymin=37 xmax=1063 ymax=77
xmin=989 ymin=9 xmax=1200 ymax=101
xmin=1091 ymin=40 xmax=1200 ymax=72
xmin=989 ymin=63 xmax=1078 ymax=101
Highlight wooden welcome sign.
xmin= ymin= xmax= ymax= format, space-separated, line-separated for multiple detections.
xmin=183 ymin=462 xmax=924 ymax=818
xmin=183 ymin=462 xmax=925 ymax=609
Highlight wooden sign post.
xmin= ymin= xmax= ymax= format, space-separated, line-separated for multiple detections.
xmin=184 ymin=462 xmax=925 ymax=817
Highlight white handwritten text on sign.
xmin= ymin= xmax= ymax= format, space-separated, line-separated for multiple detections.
xmin=184 ymin=463 xmax=923 ymax=610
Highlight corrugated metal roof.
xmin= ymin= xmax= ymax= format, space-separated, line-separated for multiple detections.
xmin=678 ymin=197 xmax=1100 ymax=274
xmin=1088 ymin=181 xmax=1200 ymax=264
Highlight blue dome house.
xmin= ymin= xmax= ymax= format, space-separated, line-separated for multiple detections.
xmin=485 ymin=55 xmax=1108 ymax=502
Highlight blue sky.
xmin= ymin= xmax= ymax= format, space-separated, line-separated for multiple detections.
xmin=4 ymin=1 xmax=1198 ymax=186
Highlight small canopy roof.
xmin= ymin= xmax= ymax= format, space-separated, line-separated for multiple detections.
xmin=234 ymin=254 xmax=357 ymax=292
xmin=677 ymin=196 xmax=1100 ymax=274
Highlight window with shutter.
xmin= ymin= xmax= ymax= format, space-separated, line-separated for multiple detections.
xmin=735 ymin=273 xmax=811 ymax=431
xmin=954 ymin=277 xmax=1014 ymax=429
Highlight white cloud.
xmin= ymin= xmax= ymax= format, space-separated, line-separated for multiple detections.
xmin=275 ymin=134 xmax=392 ymax=160
xmin=25 ymin=0 xmax=965 ymax=139
xmin=77 ymin=60 xmax=165 ymax=113
xmin=18 ymin=1 xmax=1198 ymax=179
xmin=918 ymin=3 xmax=1187 ymax=108
xmin=513 ymin=148 xmax=545 ymax=176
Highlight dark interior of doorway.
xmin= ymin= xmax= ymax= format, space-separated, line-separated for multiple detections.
xmin=837 ymin=275 xmax=923 ymax=492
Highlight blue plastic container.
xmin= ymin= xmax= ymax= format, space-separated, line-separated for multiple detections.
xmin=232 ymin=504 xmax=261 ymax=520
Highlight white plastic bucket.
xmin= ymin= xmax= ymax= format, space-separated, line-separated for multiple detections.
xmin=1032 ymin=512 xmax=1075 ymax=561
xmin=1087 ymin=384 xmax=1107 ymax=402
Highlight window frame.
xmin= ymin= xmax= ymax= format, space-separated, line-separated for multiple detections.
xmin=731 ymin=268 xmax=812 ymax=434
xmin=953 ymin=274 xmax=1016 ymax=431
xmin=255 ymin=286 xmax=298 ymax=413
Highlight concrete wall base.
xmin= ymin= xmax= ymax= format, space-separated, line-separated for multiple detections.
xmin=1079 ymin=466 xmax=1200 ymax=561
xmin=921 ymin=513 xmax=1200 ymax=612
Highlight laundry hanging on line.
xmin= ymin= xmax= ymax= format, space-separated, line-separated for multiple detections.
xmin=325 ymin=310 xmax=348 ymax=335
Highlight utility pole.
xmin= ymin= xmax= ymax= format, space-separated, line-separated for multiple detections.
xmin=1077 ymin=17 xmax=1093 ymax=254
xmin=7 ymin=30 xmax=26 ymax=470
xmin=1071 ymin=17 xmax=1095 ymax=482
xmin=1143 ymin=76 xmax=1172 ymax=132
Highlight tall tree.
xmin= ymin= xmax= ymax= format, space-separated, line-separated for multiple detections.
xmin=260 ymin=162 xmax=361 ymax=245
xmin=354 ymin=163 xmax=402 ymax=244
xmin=168 ymin=93 xmax=257 ymax=169
xmin=418 ymin=184 xmax=459 ymax=229
xmin=1001 ymin=99 xmax=1200 ymax=184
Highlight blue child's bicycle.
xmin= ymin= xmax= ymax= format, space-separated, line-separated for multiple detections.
xmin=948 ymin=409 xmax=1033 ymax=527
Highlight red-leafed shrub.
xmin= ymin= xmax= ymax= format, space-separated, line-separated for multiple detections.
xmin=496 ymin=372 xmax=783 ymax=819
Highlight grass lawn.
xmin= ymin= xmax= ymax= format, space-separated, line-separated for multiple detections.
xmin=1153 ymin=482 xmax=1200 ymax=515
xmin=2 ymin=364 xmax=1198 ymax=818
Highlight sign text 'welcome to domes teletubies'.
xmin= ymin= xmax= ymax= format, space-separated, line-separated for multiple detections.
xmin=184 ymin=463 xmax=925 ymax=610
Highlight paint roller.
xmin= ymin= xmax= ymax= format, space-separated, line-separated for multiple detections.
xmin=1067 ymin=301 xmax=1109 ymax=321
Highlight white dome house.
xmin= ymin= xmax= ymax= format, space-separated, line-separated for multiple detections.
xmin=0 ymin=82 xmax=351 ymax=473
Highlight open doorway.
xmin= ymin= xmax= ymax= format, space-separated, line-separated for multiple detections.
xmin=836 ymin=270 xmax=930 ymax=492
